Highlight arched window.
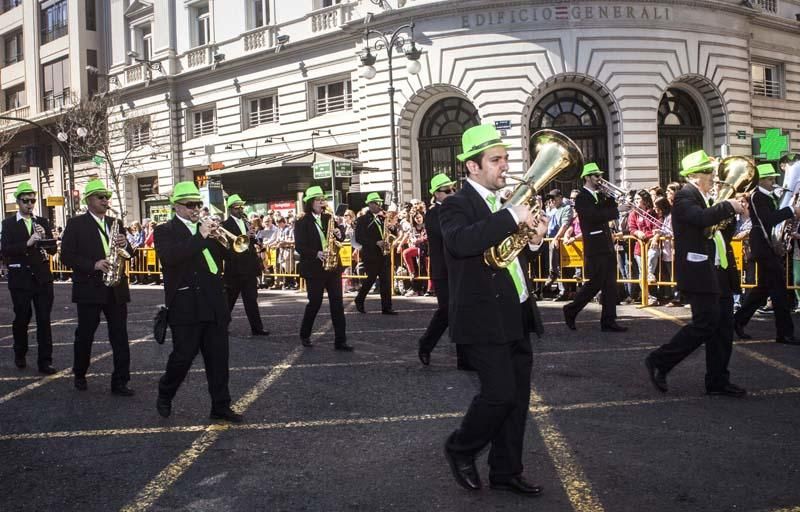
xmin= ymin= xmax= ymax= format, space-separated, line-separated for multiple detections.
xmin=417 ymin=97 xmax=480 ymax=196
xmin=658 ymin=88 xmax=704 ymax=184
xmin=529 ymin=89 xmax=608 ymax=191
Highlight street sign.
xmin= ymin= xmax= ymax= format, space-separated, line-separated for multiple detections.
xmin=46 ymin=196 xmax=65 ymax=206
xmin=313 ymin=161 xmax=332 ymax=179
xmin=737 ymin=130 xmax=747 ymax=140
xmin=494 ymin=120 xmax=511 ymax=130
xmin=335 ymin=161 xmax=353 ymax=178
xmin=209 ymin=162 xmax=225 ymax=170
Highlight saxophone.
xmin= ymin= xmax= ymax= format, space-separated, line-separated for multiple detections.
xmin=322 ymin=212 xmax=342 ymax=271
xmin=103 ymin=210 xmax=132 ymax=287
xmin=381 ymin=211 xmax=397 ymax=256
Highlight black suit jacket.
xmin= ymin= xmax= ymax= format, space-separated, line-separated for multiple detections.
xmin=439 ymin=181 xmax=539 ymax=345
xmin=354 ymin=211 xmax=387 ymax=271
xmin=1 ymin=215 xmax=55 ymax=290
xmin=221 ymin=216 xmax=262 ymax=282
xmin=671 ymin=182 xmax=736 ymax=295
xmin=425 ymin=204 xmax=447 ymax=280
xmin=60 ymin=213 xmax=131 ymax=304
xmin=747 ymin=188 xmax=793 ymax=261
xmin=294 ymin=212 xmax=344 ymax=279
xmin=154 ymin=216 xmax=229 ymax=326
xmin=574 ymin=188 xmax=618 ymax=257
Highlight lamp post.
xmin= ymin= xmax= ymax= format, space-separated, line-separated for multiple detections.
xmin=359 ymin=21 xmax=421 ymax=204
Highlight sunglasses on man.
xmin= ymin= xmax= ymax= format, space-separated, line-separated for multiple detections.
xmin=93 ymin=195 xmax=112 ymax=201
xmin=438 ymin=188 xmax=455 ymax=194
xmin=19 ymin=198 xmax=36 ymax=205
xmin=179 ymin=201 xmax=204 ymax=209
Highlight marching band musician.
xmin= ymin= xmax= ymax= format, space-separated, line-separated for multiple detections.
xmin=1 ymin=182 xmax=57 ymax=374
xmin=60 ymin=179 xmax=133 ymax=395
xmin=354 ymin=192 xmax=397 ymax=315
xmin=440 ymin=124 xmax=544 ymax=496
xmin=294 ymin=186 xmax=351 ymax=350
xmin=222 ymin=194 xmax=269 ymax=337
xmin=645 ymin=150 xmax=746 ymax=397
xmin=154 ymin=182 xmax=241 ymax=422
xmin=563 ymin=163 xmax=630 ymax=332
xmin=734 ymin=162 xmax=800 ymax=344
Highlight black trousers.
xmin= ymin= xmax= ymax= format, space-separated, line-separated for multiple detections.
xmin=73 ymin=291 xmax=130 ymax=387
xmin=159 ymin=320 xmax=231 ymax=410
xmin=446 ymin=309 xmax=533 ymax=481
xmin=300 ymin=271 xmax=346 ymax=344
xmin=735 ymin=256 xmax=794 ymax=339
xmin=355 ymin=258 xmax=392 ymax=310
xmin=563 ymin=252 xmax=617 ymax=327
xmin=649 ymin=285 xmax=733 ymax=390
xmin=10 ymin=281 xmax=54 ymax=368
xmin=226 ymin=275 xmax=264 ymax=333
xmin=418 ymin=279 xmax=467 ymax=365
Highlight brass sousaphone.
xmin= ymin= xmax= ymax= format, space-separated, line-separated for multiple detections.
xmin=705 ymin=155 xmax=756 ymax=238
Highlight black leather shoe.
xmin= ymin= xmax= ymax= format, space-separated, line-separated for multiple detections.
xmin=418 ymin=350 xmax=431 ymax=366
xmin=251 ymin=329 xmax=270 ymax=336
xmin=776 ymin=335 xmax=800 ymax=345
xmin=335 ymin=343 xmax=355 ymax=352
xmin=38 ymin=365 xmax=57 ymax=375
xmin=74 ymin=377 xmax=88 ymax=391
xmin=490 ymin=476 xmax=544 ymax=496
xmin=444 ymin=445 xmax=481 ymax=491
xmin=210 ymin=408 xmax=244 ymax=423
xmin=601 ymin=323 xmax=628 ymax=333
xmin=14 ymin=355 xmax=26 ymax=369
xmin=301 ymin=337 xmax=313 ymax=347
xmin=111 ymin=385 xmax=135 ymax=397
xmin=156 ymin=396 xmax=172 ymax=418
xmin=706 ymin=383 xmax=747 ymax=397
xmin=552 ymin=293 xmax=567 ymax=302
xmin=644 ymin=356 xmax=668 ymax=393
xmin=355 ymin=301 xmax=366 ymax=313
xmin=563 ymin=306 xmax=576 ymax=330
xmin=381 ymin=309 xmax=398 ymax=315
xmin=734 ymin=321 xmax=752 ymax=340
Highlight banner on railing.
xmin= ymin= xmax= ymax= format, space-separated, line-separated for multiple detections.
xmin=339 ymin=244 xmax=352 ymax=267
xmin=560 ymin=240 xmax=584 ymax=268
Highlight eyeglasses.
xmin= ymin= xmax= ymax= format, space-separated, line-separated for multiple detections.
xmin=94 ymin=195 xmax=111 ymax=201
xmin=19 ymin=198 xmax=36 ymax=205
xmin=438 ymin=188 xmax=455 ymax=194
xmin=179 ymin=201 xmax=203 ymax=209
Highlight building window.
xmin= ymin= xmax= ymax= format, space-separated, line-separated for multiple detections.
xmin=132 ymin=22 xmax=153 ymax=60
xmin=3 ymin=30 xmax=23 ymax=66
xmin=126 ymin=118 xmax=151 ymax=149
xmin=191 ymin=108 xmax=216 ymax=138
xmin=1 ymin=0 xmax=22 ymax=14
xmin=42 ymin=58 xmax=70 ymax=111
xmin=315 ymin=79 xmax=352 ymax=116
xmin=41 ymin=0 xmax=69 ymax=44
xmin=86 ymin=0 xmax=97 ymax=31
xmin=4 ymin=85 xmax=25 ymax=111
xmin=250 ymin=0 xmax=269 ymax=28
xmin=247 ymin=94 xmax=278 ymax=127
xmin=193 ymin=3 xmax=211 ymax=46
xmin=320 ymin=0 xmax=342 ymax=7
xmin=87 ymin=49 xmax=98 ymax=97
xmin=752 ymin=62 xmax=782 ymax=98
xmin=5 ymin=149 xmax=27 ymax=175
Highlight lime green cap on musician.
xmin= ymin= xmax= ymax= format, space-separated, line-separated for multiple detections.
xmin=226 ymin=194 xmax=245 ymax=208
xmin=679 ymin=150 xmax=715 ymax=177
xmin=429 ymin=173 xmax=457 ymax=195
xmin=456 ymin=124 xmax=511 ymax=162
xmin=581 ymin=162 xmax=603 ymax=178
xmin=756 ymin=163 xmax=780 ymax=178
xmin=303 ymin=186 xmax=324 ymax=203
xmin=82 ymin=179 xmax=111 ymax=201
xmin=170 ymin=181 xmax=202 ymax=204
xmin=365 ymin=192 xmax=383 ymax=204
xmin=14 ymin=181 xmax=36 ymax=198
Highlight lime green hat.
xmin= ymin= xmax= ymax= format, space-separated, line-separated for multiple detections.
xmin=365 ymin=192 xmax=383 ymax=204
xmin=581 ymin=162 xmax=603 ymax=178
xmin=226 ymin=194 xmax=245 ymax=208
xmin=456 ymin=124 xmax=512 ymax=162
xmin=679 ymin=150 xmax=715 ymax=177
xmin=429 ymin=173 xmax=457 ymax=195
xmin=303 ymin=186 xmax=324 ymax=203
xmin=82 ymin=179 xmax=111 ymax=201
xmin=170 ymin=181 xmax=202 ymax=204
xmin=756 ymin=163 xmax=780 ymax=179
xmin=14 ymin=181 xmax=35 ymax=199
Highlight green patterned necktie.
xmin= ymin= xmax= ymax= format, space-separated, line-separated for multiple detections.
xmin=486 ymin=194 xmax=525 ymax=298
xmin=23 ymin=217 xmax=32 ymax=236
xmin=187 ymin=222 xmax=219 ymax=274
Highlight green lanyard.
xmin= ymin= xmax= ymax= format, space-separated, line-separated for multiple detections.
xmin=23 ymin=217 xmax=32 ymax=235
xmin=94 ymin=217 xmax=110 ymax=255
xmin=314 ymin=217 xmax=328 ymax=250
xmin=486 ymin=194 xmax=525 ymax=299
xmin=371 ymin=216 xmax=384 ymax=238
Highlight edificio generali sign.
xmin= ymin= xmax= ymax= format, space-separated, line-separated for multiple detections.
xmin=461 ymin=4 xmax=671 ymax=28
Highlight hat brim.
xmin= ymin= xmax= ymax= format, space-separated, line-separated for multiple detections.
xmin=758 ymin=171 xmax=781 ymax=179
xmin=456 ymin=141 xmax=512 ymax=162
xmin=430 ymin=180 xmax=457 ymax=194
xmin=171 ymin=194 xmax=202 ymax=205
xmin=14 ymin=190 xmax=36 ymax=199
xmin=83 ymin=189 xmax=112 ymax=200
xmin=679 ymin=161 xmax=715 ymax=177
xmin=228 ymin=201 xmax=246 ymax=208
xmin=304 ymin=194 xmax=323 ymax=202
xmin=580 ymin=170 xmax=603 ymax=178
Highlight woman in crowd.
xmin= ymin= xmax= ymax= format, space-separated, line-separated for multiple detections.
xmin=628 ymin=190 xmax=659 ymax=306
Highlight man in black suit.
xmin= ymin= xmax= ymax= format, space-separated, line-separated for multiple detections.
xmin=440 ymin=124 xmax=544 ymax=497
xmin=294 ymin=186 xmax=351 ymax=350
xmin=154 ymin=181 xmax=242 ymax=423
xmin=354 ymin=192 xmax=396 ymax=315
xmin=60 ymin=179 xmax=134 ymax=396
xmin=733 ymin=163 xmax=800 ymax=344
xmin=563 ymin=163 xmax=630 ymax=332
xmin=417 ymin=173 xmax=470 ymax=369
xmin=222 ymin=194 xmax=268 ymax=336
xmin=645 ymin=150 xmax=747 ymax=397
xmin=1 ymin=182 xmax=57 ymax=374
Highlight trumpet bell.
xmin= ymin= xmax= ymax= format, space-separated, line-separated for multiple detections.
xmin=232 ymin=235 xmax=250 ymax=253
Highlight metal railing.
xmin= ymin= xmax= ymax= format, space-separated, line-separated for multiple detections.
xmin=753 ymin=79 xmax=781 ymax=98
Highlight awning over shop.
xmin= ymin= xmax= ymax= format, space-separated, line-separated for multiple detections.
xmin=206 ymin=151 xmax=371 ymax=177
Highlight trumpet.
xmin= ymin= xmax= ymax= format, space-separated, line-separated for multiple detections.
xmin=200 ymin=217 xmax=250 ymax=253
xmin=596 ymin=178 xmax=672 ymax=236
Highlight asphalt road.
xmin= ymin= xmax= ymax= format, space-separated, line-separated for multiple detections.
xmin=1 ymin=281 xmax=799 ymax=512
